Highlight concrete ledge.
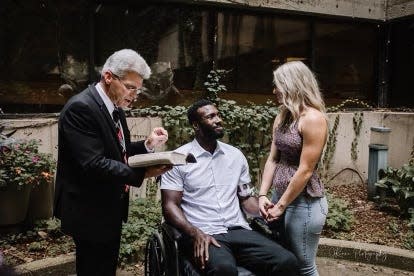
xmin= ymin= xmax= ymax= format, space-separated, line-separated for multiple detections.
xmin=14 ymin=253 xmax=75 ymax=276
xmin=12 ymin=239 xmax=414 ymax=275
xmin=318 ymin=238 xmax=414 ymax=272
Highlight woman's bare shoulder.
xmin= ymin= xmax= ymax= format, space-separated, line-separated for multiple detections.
xmin=299 ymin=108 xmax=327 ymax=131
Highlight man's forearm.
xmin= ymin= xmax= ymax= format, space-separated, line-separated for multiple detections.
xmin=163 ymin=203 xmax=201 ymax=238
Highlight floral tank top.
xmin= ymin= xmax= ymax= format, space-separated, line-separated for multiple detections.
xmin=272 ymin=121 xmax=324 ymax=197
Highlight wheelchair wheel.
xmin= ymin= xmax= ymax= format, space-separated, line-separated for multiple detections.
xmin=145 ymin=231 xmax=167 ymax=276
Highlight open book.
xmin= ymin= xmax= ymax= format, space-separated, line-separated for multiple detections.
xmin=128 ymin=151 xmax=196 ymax=168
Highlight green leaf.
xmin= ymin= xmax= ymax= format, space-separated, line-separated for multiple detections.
xmin=404 ymin=191 xmax=414 ymax=199
xmin=392 ymin=186 xmax=401 ymax=193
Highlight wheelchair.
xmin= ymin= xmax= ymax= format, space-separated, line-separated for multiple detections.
xmin=144 ymin=217 xmax=283 ymax=276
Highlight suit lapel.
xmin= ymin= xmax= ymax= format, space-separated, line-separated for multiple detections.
xmin=87 ymin=85 xmax=124 ymax=157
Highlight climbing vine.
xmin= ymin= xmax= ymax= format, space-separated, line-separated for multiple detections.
xmin=351 ymin=112 xmax=363 ymax=162
xmin=319 ymin=114 xmax=340 ymax=182
xmin=131 ymin=70 xmax=278 ymax=185
xmin=204 ymin=69 xmax=229 ymax=102
xmin=326 ymin=98 xmax=372 ymax=113
xmin=132 ymin=100 xmax=278 ymax=185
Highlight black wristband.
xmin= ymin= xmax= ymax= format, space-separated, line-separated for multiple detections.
xmin=258 ymin=194 xmax=267 ymax=198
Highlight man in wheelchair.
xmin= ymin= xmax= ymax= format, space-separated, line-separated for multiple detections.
xmin=157 ymin=99 xmax=298 ymax=275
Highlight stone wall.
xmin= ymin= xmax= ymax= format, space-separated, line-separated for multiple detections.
xmin=167 ymin=0 xmax=414 ymax=20
xmin=325 ymin=112 xmax=414 ymax=186
xmin=387 ymin=0 xmax=414 ymax=19
xmin=0 ymin=116 xmax=163 ymax=218
xmin=166 ymin=0 xmax=386 ymax=20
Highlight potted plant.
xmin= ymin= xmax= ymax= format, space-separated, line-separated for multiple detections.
xmin=0 ymin=136 xmax=56 ymax=226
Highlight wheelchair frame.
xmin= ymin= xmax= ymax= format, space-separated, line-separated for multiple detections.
xmin=144 ymin=218 xmax=279 ymax=276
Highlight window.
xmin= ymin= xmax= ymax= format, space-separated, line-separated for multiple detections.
xmin=313 ymin=21 xmax=377 ymax=105
xmin=0 ymin=2 xmax=380 ymax=112
xmin=389 ymin=18 xmax=414 ymax=108
xmin=216 ymin=12 xmax=309 ymax=95
xmin=0 ymin=1 xmax=89 ymax=112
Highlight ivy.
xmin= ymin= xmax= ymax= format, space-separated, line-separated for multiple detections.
xmin=131 ymin=68 xmax=278 ymax=186
xmin=204 ymin=69 xmax=229 ymax=102
xmin=351 ymin=112 xmax=363 ymax=162
xmin=132 ymin=100 xmax=278 ymax=186
xmin=326 ymin=98 xmax=372 ymax=113
xmin=319 ymin=114 xmax=340 ymax=182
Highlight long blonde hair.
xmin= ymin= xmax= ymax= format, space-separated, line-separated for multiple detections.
xmin=273 ymin=61 xmax=326 ymax=128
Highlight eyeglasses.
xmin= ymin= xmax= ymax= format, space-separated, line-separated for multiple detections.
xmin=111 ymin=72 xmax=142 ymax=95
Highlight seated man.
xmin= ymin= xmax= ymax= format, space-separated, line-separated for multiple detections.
xmin=161 ymin=99 xmax=298 ymax=276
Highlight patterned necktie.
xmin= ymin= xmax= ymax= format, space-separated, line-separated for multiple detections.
xmin=112 ymin=108 xmax=127 ymax=161
xmin=113 ymin=108 xmax=129 ymax=192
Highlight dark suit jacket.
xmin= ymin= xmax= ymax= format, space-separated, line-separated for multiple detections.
xmin=53 ymin=85 xmax=147 ymax=242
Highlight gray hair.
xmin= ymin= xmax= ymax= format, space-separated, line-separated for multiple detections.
xmin=101 ymin=49 xmax=151 ymax=79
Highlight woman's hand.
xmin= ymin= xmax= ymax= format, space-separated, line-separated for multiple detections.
xmin=266 ymin=203 xmax=285 ymax=222
xmin=258 ymin=196 xmax=274 ymax=219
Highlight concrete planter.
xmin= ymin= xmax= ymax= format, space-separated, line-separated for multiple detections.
xmin=26 ymin=182 xmax=54 ymax=222
xmin=0 ymin=184 xmax=32 ymax=226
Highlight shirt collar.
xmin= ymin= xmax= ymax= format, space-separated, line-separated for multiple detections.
xmin=190 ymin=139 xmax=224 ymax=158
xmin=95 ymin=83 xmax=116 ymax=118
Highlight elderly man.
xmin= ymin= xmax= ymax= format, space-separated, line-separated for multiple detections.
xmin=161 ymin=99 xmax=298 ymax=276
xmin=54 ymin=49 xmax=171 ymax=276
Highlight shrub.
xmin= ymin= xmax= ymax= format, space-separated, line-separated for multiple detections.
xmin=325 ymin=193 xmax=354 ymax=232
xmin=375 ymin=164 xmax=414 ymax=219
xmin=132 ymin=100 xmax=278 ymax=185
xmin=0 ymin=138 xmax=56 ymax=190
xmin=404 ymin=231 xmax=414 ymax=250
xmin=119 ymin=180 xmax=162 ymax=265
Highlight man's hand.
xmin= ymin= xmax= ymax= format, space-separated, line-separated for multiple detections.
xmin=258 ymin=196 xmax=274 ymax=219
xmin=145 ymin=127 xmax=168 ymax=151
xmin=192 ymin=229 xmax=221 ymax=270
xmin=144 ymin=164 xmax=172 ymax=178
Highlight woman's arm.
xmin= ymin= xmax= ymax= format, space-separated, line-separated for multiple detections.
xmin=258 ymin=118 xmax=280 ymax=217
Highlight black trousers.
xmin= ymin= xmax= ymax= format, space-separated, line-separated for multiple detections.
xmin=73 ymin=236 xmax=120 ymax=276
xmin=181 ymin=228 xmax=299 ymax=276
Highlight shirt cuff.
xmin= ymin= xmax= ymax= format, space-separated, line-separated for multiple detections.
xmin=144 ymin=139 xmax=155 ymax=153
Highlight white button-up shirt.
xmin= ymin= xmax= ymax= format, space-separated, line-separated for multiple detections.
xmin=161 ymin=139 xmax=252 ymax=235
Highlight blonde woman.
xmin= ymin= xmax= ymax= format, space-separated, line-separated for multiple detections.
xmin=259 ymin=61 xmax=328 ymax=276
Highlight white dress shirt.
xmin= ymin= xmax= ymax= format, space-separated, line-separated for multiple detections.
xmin=161 ymin=139 xmax=252 ymax=235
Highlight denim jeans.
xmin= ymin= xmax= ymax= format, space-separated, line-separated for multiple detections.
xmin=273 ymin=193 xmax=328 ymax=276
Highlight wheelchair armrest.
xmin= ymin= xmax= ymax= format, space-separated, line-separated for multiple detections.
xmin=161 ymin=222 xmax=183 ymax=241
xmin=250 ymin=216 xmax=286 ymax=247
xmin=249 ymin=217 xmax=273 ymax=238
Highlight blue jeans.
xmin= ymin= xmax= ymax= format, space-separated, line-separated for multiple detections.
xmin=273 ymin=194 xmax=328 ymax=276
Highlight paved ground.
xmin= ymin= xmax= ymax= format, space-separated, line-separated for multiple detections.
xmin=317 ymin=257 xmax=414 ymax=276
xmin=15 ymin=238 xmax=414 ymax=276
xmin=116 ymin=257 xmax=414 ymax=276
